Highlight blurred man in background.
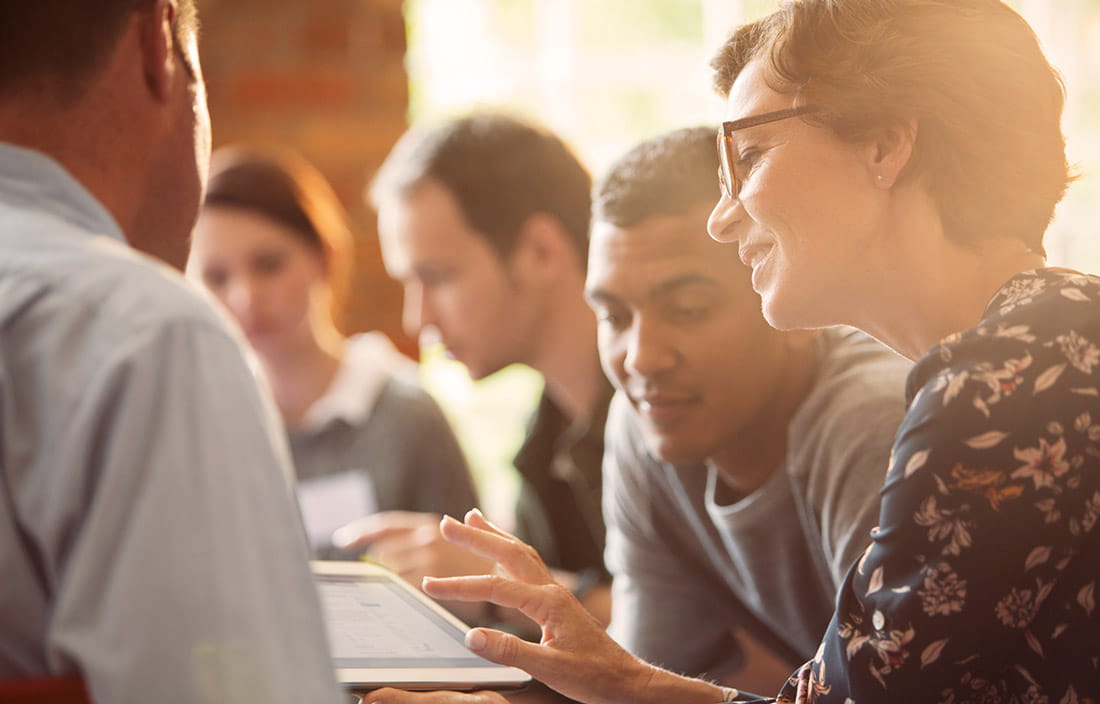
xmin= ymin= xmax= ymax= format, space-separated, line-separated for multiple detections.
xmin=338 ymin=113 xmax=612 ymax=625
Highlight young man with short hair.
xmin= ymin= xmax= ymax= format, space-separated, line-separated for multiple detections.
xmin=340 ymin=113 xmax=612 ymax=623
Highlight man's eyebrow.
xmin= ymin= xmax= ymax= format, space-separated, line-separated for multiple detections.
xmin=585 ymin=273 xmax=719 ymax=306
xmin=649 ymin=272 xmax=720 ymax=298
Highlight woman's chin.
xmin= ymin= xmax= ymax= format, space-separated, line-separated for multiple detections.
xmin=760 ymin=292 xmax=825 ymax=333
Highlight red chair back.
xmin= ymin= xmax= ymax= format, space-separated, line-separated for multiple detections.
xmin=0 ymin=677 xmax=91 ymax=703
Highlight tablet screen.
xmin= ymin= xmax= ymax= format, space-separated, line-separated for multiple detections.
xmin=317 ymin=574 xmax=486 ymax=669
xmin=311 ymin=560 xmax=531 ymax=691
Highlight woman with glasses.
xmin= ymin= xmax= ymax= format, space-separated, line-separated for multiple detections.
xmin=361 ymin=1 xmax=1098 ymax=703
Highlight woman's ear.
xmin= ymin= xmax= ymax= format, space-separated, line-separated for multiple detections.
xmin=867 ymin=118 xmax=917 ymax=189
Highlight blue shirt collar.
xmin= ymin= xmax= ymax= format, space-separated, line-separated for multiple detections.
xmin=0 ymin=141 xmax=127 ymax=245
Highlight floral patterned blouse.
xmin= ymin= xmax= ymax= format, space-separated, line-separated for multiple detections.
xmin=779 ymin=269 xmax=1100 ymax=704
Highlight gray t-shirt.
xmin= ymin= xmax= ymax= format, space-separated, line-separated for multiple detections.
xmin=604 ymin=326 xmax=911 ymax=680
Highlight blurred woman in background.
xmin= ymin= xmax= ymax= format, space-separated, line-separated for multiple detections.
xmin=187 ymin=147 xmax=478 ymax=558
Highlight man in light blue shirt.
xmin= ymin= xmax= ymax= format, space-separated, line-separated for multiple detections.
xmin=0 ymin=1 xmax=340 ymax=701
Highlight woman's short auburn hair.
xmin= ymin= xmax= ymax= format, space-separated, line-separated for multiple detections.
xmin=711 ymin=0 xmax=1072 ymax=255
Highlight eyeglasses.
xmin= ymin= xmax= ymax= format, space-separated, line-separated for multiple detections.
xmin=717 ymin=105 xmax=820 ymax=200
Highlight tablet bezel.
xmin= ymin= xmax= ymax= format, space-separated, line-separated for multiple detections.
xmin=311 ymin=560 xmax=532 ymax=692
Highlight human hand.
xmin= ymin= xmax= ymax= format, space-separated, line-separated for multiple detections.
xmin=332 ymin=510 xmax=499 ymax=584
xmin=358 ymin=683 xmax=571 ymax=704
xmin=358 ymin=688 xmax=508 ymax=704
xmin=422 ymin=510 xmax=721 ymax=704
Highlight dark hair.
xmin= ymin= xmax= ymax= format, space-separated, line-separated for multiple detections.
xmin=594 ymin=127 xmax=720 ymax=229
xmin=368 ymin=113 xmax=593 ymax=263
xmin=709 ymin=0 xmax=1071 ymax=255
xmin=0 ymin=0 xmax=199 ymax=103
xmin=203 ymin=147 xmax=353 ymax=317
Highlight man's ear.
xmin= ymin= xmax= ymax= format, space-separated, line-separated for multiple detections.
xmin=138 ymin=0 xmax=178 ymax=103
xmin=509 ymin=213 xmax=580 ymax=286
xmin=866 ymin=118 xmax=917 ymax=188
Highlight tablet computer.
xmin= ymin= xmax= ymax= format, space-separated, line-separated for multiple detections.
xmin=311 ymin=560 xmax=532 ymax=692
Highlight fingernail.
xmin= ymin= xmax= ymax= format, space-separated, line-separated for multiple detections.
xmin=441 ymin=514 xmax=459 ymax=528
xmin=466 ymin=508 xmax=484 ymax=521
xmin=331 ymin=526 xmax=351 ymax=548
xmin=466 ymin=629 xmax=487 ymax=651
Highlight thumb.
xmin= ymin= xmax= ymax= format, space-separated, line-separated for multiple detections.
xmin=465 ymin=627 xmax=547 ymax=673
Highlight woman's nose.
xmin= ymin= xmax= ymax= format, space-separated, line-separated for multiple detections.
xmin=707 ymin=194 xmax=741 ymax=244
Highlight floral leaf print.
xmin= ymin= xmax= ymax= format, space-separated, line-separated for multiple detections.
xmin=856 ymin=543 xmax=873 ymax=575
xmin=913 ymin=495 xmax=974 ymax=555
xmin=1011 ymin=437 xmax=1070 ymax=490
xmin=997 ymin=275 xmax=1047 ymax=315
xmin=1034 ymin=364 xmax=1067 ymax=394
xmin=964 ymin=431 xmax=1009 ymax=449
xmin=1056 ymin=330 xmax=1100 ymax=374
xmin=1014 ymin=664 xmax=1040 ymax=687
xmin=866 ymin=625 xmax=916 ymax=686
xmin=988 ymin=485 xmax=1024 ymax=510
xmin=1025 ymin=546 xmax=1052 ymax=571
xmin=941 ymin=672 xmax=1002 ymax=704
xmin=1082 ymin=492 xmax=1100 ymax=533
xmin=996 ymin=586 xmax=1042 ymax=628
xmin=992 ymin=324 xmax=1037 ymax=343
xmin=803 ymin=659 xmax=832 ymax=700
xmin=1074 ymin=412 xmax=1092 ymax=433
xmin=970 ymin=355 xmax=1032 ymax=417
xmin=948 ymin=464 xmax=1025 ymax=510
xmin=1026 ymin=630 xmax=1044 ymax=657
xmin=905 ymin=449 xmax=930 ymax=478
xmin=867 ymin=566 xmax=884 ymax=596
xmin=1061 ymin=287 xmax=1090 ymax=303
xmin=1035 ymin=497 xmax=1062 ymax=524
xmin=920 ymin=638 xmax=949 ymax=668
xmin=778 ymin=270 xmax=1100 ymax=704
xmin=845 ymin=632 xmax=869 ymax=661
xmin=918 ymin=562 xmax=967 ymax=616
xmin=942 ymin=371 xmax=968 ymax=405
xmin=1079 ymin=583 xmax=1095 ymax=616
